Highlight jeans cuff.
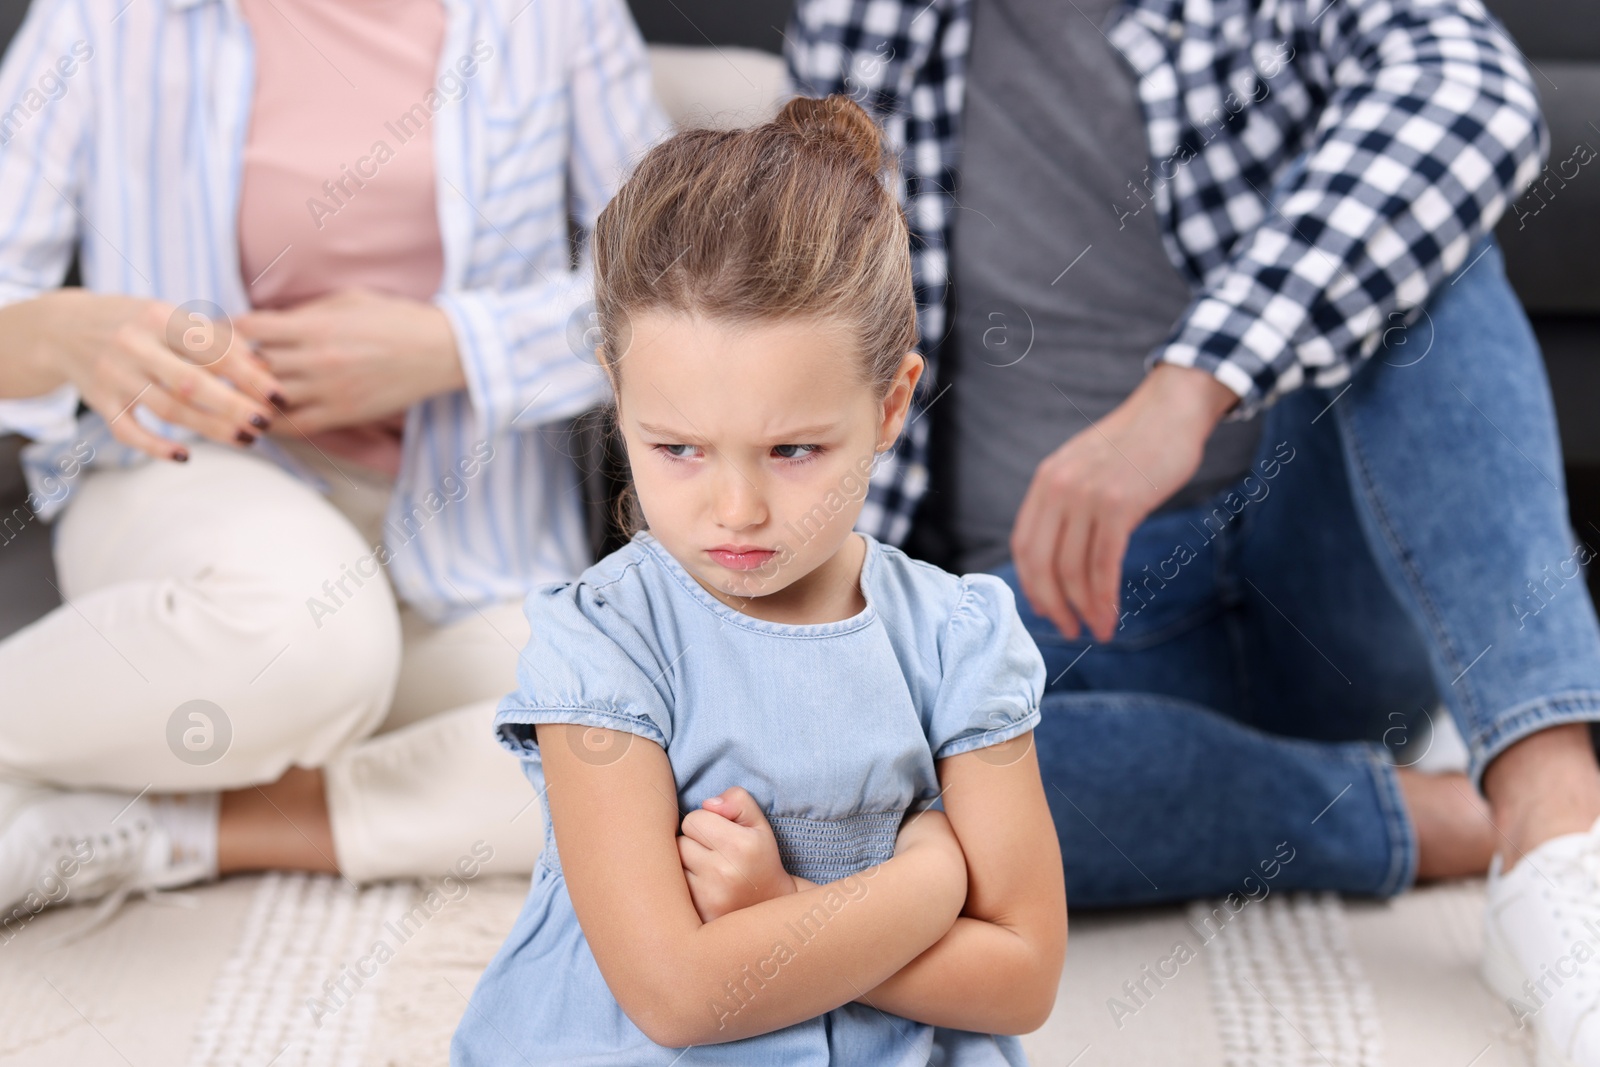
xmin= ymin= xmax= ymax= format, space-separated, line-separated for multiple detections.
xmin=1364 ymin=742 xmax=1418 ymax=898
xmin=1466 ymin=689 xmax=1600 ymax=792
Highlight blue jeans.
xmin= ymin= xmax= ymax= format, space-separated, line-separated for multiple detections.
xmin=990 ymin=238 xmax=1600 ymax=907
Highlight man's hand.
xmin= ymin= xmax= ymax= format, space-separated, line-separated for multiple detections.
xmin=235 ymin=288 xmax=465 ymax=435
xmin=1011 ymin=363 xmax=1238 ymax=643
xmin=677 ymin=786 xmax=799 ymax=923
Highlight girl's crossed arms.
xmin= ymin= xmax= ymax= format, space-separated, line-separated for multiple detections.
xmin=537 ymin=720 xmax=1067 ymax=1046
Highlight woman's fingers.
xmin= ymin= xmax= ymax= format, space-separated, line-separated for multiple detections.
xmin=249 ymin=339 xmax=318 ymax=383
xmin=214 ymin=339 xmax=287 ymax=411
xmin=234 ymin=306 xmax=316 ymax=347
xmin=134 ymin=378 xmax=253 ymax=446
xmin=136 ymin=300 xmax=276 ymax=424
xmin=82 ymin=364 xmax=191 ymax=462
xmin=116 ymin=319 xmax=273 ymax=441
xmin=160 ymin=300 xmax=288 ymax=408
xmin=264 ymin=399 xmax=338 ymax=435
xmin=50 ymin=294 xmax=280 ymax=458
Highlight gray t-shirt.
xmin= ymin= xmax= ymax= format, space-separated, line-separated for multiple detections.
xmin=938 ymin=0 xmax=1262 ymax=574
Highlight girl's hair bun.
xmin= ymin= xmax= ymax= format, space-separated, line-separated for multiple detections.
xmin=774 ymin=94 xmax=886 ymax=176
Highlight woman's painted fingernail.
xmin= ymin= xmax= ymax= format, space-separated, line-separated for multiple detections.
xmin=269 ymin=392 xmax=288 ymax=408
xmin=249 ymin=413 xmax=270 ymax=430
xmin=235 ymin=430 xmax=256 ymax=445
xmin=172 ymin=448 xmax=190 ymax=463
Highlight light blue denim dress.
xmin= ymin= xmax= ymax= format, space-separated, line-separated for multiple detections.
xmin=451 ymin=529 xmax=1046 ymax=1066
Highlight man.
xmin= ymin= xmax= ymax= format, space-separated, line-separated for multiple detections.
xmin=789 ymin=0 xmax=1600 ymax=1060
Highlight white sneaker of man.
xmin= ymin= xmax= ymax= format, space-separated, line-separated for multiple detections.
xmin=1483 ymin=814 xmax=1600 ymax=1067
xmin=0 ymin=782 xmax=211 ymax=945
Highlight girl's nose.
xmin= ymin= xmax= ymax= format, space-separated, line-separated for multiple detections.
xmin=712 ymin=463 xmax=767 ymax=529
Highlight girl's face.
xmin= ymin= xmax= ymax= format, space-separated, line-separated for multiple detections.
xmin=607 ymin=310 xmax=922 ymax=617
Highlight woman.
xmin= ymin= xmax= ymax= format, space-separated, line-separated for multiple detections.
xmin=0 ymin=0 xmax=669 ymax=924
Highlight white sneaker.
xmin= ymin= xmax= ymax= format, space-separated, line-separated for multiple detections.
xmin=1483 ymin=814 xmax=1600 ymax=1067
xmin=0 ymin=783 xmax=210 ymax=945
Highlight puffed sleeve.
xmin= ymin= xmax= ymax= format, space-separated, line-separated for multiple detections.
xmin=493 ymin=580 xmax=675 ymax=764
xmin=927 ymin=574 xmax=1046 ymax=761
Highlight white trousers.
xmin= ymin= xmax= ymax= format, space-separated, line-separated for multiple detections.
xmin=0 ymin=438 xmax=544 ymax=882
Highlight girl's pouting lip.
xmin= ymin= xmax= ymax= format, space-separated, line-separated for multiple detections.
xmin=707 ymin=546 xmax=778 ymax=571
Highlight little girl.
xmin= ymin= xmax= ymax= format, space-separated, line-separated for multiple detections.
xmin=451 ymin=94 xmax=1068 ymax=1066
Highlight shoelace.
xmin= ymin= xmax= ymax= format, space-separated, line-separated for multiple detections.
xmin=40 ymin=816 xmax=198 ymax=949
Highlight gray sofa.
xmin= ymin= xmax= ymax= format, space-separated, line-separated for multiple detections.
xmin=1485 ymin=0 xmax=1600 ymax=597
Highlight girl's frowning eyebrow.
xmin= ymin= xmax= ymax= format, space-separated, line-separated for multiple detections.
xmin=634 ymin=420 xmax=844 ymax=442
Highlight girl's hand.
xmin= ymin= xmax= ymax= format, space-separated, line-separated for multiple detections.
xmin=677 ymin=786 xmax=797 ymax=923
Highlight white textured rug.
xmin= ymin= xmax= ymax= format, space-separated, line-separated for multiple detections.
xmin=0 ymin=871 xmax=1534 ymax=1067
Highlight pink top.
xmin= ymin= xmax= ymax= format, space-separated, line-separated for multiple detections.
xmin=236 ymin=0 xmax=447 ymax=477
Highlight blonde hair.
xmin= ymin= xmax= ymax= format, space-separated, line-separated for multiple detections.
xmin=589 ymin=93 xmax=918 ymax=538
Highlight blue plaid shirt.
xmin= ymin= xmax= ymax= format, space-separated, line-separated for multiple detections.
xmin=788 ymin=0 xmax=1548 ymax=546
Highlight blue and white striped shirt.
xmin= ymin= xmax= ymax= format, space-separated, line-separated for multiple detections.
xmin=0 ymin=0 xmax=671 ymax=623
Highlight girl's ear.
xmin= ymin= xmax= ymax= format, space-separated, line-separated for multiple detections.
xmin=876 ymin=351 xmax=926 ymax=449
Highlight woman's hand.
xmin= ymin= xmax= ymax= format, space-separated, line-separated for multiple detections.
xmin=236 ymin=288 xmax=465 ymax=435
xmin=677 ymin=786 xmax=798 ymax=924
xmin=18 ymin=289 xmax=282 ymax=461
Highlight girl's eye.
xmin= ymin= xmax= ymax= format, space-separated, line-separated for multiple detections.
xmin=653 ymin=443 xmax=821 ymax=463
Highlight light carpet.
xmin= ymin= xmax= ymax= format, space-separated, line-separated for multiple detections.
xmin=0 ymin=872 xmax=1534 ymax=1066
